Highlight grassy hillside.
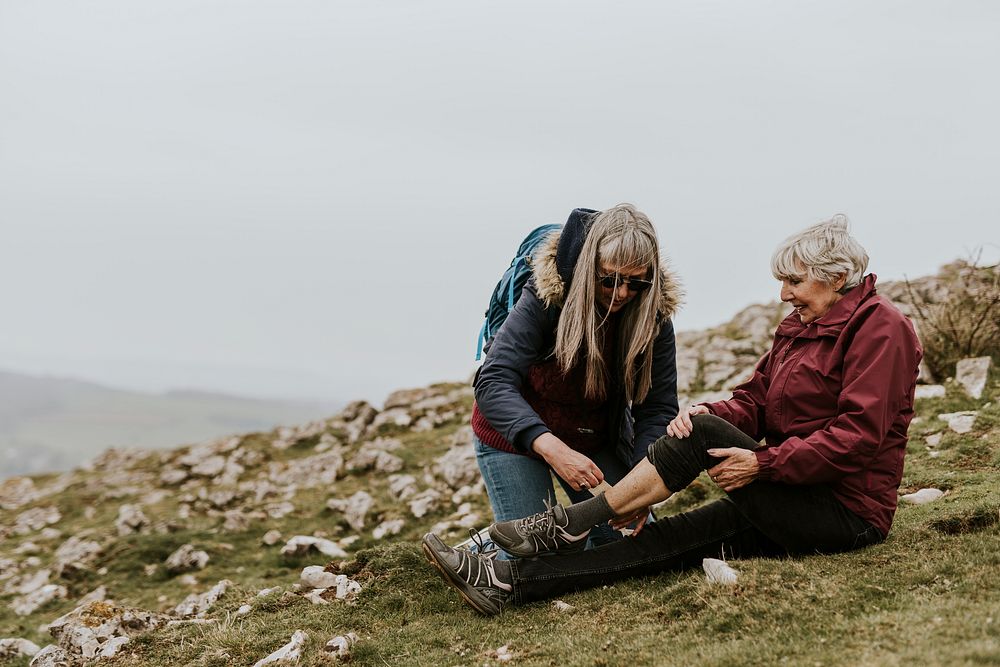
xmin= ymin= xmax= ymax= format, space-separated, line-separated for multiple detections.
xmin=0 ymin=371 xmax=340 ymax=476
xmin=0 ymin=369 xmax=997 ymax=666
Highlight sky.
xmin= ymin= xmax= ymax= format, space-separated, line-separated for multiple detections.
xmin=1 ymin=1 xmax=998 ymax=406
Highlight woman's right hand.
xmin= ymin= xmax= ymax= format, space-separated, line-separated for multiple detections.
xmin=666 ymin=405 xmax=710 ymax=439
xmin=531 ymin=433 xmax=604 ymax=492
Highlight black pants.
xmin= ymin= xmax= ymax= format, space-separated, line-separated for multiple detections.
xmin=509 ymin=414 xmax=883 ymax=605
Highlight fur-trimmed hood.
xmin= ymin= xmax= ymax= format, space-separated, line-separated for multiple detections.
xmin=530 ymin=211 xmax=683 ymax=318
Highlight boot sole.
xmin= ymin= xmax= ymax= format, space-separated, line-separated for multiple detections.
xmin=421 ymin=535 xmax=500 ymax=616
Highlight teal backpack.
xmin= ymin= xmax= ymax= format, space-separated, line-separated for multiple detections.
xmin=476 ymin=223 xmax=562 ymax=360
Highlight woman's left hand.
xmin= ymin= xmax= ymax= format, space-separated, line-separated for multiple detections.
xmin=706 ymin=448 xmax=759 ymax=492
xmin=610 ymin=506 xmax=651 ymax=536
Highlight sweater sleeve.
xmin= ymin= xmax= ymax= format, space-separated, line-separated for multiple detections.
xmin=474 ymin=285 xmax=553 ymax=453
xmin=628 ymin=318 xmax=679 ymax=464
xmin=755 ymin=309 xmax=921 ymax=484
xmin=702 ymin=350 xmax=772 ymax=441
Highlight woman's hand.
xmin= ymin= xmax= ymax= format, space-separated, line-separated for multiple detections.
xmin=706 ymin=448 xmax=759 ymax=492
xmin=610 ymin=506 xmax=651 ymax=536
xmin=666 ymin=405 xmax=710 ymax=438
xmin=532 ymin=433 xmax=604 ymax=492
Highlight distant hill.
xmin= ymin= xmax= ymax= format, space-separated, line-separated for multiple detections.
xmin=0 ymin=371 xmax=341 ymax=476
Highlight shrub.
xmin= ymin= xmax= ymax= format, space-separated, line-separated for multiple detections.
xmin=904 ymin=255 xmax=1000 ymax=380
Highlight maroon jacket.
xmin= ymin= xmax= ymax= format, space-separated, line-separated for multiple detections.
xmin=703 ymin=274 xmax=922 ymax=537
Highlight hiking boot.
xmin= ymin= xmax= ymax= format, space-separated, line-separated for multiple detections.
xmin=488 ymin=502 xmax=589 ymax=558
xmin=422 ymin=532 xmax=512 ymax=616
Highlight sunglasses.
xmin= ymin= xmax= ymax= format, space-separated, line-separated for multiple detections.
xmin=597 ymin=273 xmax=653 ymax=292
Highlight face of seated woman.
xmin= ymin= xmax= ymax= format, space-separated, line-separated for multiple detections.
xmin=596 ymin=263 xmax=648 ymax=314
xmin=780 ymin=269 xmax=847 ymax=324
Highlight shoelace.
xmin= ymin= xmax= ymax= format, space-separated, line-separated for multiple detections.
xmin=516 ymin=498 xmax=560 ymax=541
xmin=469 ymin=527 xmax=501 ymax=561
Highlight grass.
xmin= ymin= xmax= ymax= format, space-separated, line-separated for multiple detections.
xmin=1 ymin=379 xmax=998 ymax=666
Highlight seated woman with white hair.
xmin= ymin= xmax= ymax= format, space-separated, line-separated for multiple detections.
xmin=422 ymin=215 xmax=924 ymax=615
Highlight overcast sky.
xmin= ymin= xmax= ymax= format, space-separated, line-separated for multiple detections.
xmin=1 ymin=1 xmax=998 ymax=405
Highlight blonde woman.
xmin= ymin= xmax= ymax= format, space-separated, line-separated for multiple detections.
xmin=472 ymin=204 xmax=682 ymax=556
xmin=427 ymin=216 xmax=922 ymax=615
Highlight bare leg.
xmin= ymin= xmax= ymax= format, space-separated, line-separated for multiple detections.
xmin=605 ymin=458 xmax=671 ymax=517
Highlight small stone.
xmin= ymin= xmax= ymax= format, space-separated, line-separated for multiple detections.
xmin=12 ymin=584 xmax=67 ymax=616
xmin=0 ymin=638 xmax=41 ymax=658
xmin=302 ymin=589 xmax=330 ymax=605
xmin=325 ymin=632 xmax=358 ymax=659
xmin=252 ymin=630 xmax=308 ymax=667
xmin=165 ymin=544 xmax=210 ymax=574
xmin=901 ymin=488 xmax=945 ymax=504
xmin=552 ymin=600 xmax=575 ymax=613
xmin=929 ymin=450 xmax=942 ymax=459
xmin=100 ymin=636 xmax=129 ymax=658
xmin=236 ymin=604 xmax=252 ymax=616
xmin=939 ymin=411 xmax=977 ymax=434
xmin=914 ymin=384 xmax=947 ymax=400
xmin=191 ymin=455 xmax=227 ymax=477
xmin=334 ymin=574 xmax=362 ymax=601
xmin=702 ymin=558 xmax=739 ymax=585
xmin=116 ymin=504 xmax=149 ymax=536
xmin=25 ymin=644 xmax=70 ymax=666
xmin=956 ymin=357 xmax=991 ymax=399
xmin=925 ymin=432 xmax=943 ymax=447
xmin=495 ymin=644 xmax=514 ymax=662
xmin=179 ymin=574 xmax=198 ymax=586
xmin=257 ymin=587 xmax=280 ymax=597
xmin=326 ymin=491 xmax=374 ymax=531
xmin=174 ymin=580 xmax=231 ymax=618
xmin=262 ymin=530 xmax=283 ymax=546
xmin=300 ymin=566 xmax=339 ymax=590
xmin=280 ymin=536 xmax=348 ymax=560
xmin=372 ymin=519 xmax=405 ymax=540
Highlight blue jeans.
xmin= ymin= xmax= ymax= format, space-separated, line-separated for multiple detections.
xmin=474 ymin=436 xmax=636 ymax=559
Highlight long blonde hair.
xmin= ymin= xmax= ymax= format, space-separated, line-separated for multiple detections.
xmin=554 ymin=204 xmax=663 ymax=403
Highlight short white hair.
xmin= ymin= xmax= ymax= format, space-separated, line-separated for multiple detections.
xmin=771 ymin=214 xmax=869 ymax=292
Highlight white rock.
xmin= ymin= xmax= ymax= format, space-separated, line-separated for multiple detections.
xmin=252 ymin=630 xmax=308 ymax=667
xmin=702 ymin=558 xmax=739 ymax=585
xmin=300 ymin=566 xmax=339 ymax=590
xmin=191 ymin=455 xmax=228 ymax=478
xmin=372 ymin=519 xmax=405 ymax=540
xmin=15 ymin=569 xmax=51 ymax=595
xmin=28 ymin=644 xmax=70 ymax=666
xmin=302 ymin=589 xmax=330 ymax=605
xmin=0 ymin=638 xmax=41 ymax=658
xmin=326 ymin=491 xmax=374 ymax=531
xmin=939 ymin=411 xmax=978 ymax=434
xmin=432 ymin=443 xmax=480 ymax=489
xmin=13 ymin=506 xmax=61 ymax=535
xmin=495 ymin=644 xmax=514 ymax=662
xmin=552 ymin=600 xmax=575 ymax=613
xmin=387 ymin=474 xmax=419 ymax=501
xmin=334 ymin=575 xmax=362 ymax=601
xmin=264 ymin=501 xmax=296 ymax=520
xmin=926 ymin=432 xmax=943 ymax=447
xmin=174 ymin=580 xmax=231 ymax=618
xmin=262 ymin=530 xmax=283 ymax=546
xmin=929 ymin=450 xmax=942 ymax=459
xmin=325 ymin=632 xmax=358 ymax=659
xmin=236 ymin=604 xmax=252 ymax=616
xmin=901 ymin=488 xmax=945 ymax=504
xmin=408 ymin=489 xmax=442 ymax=519
xmin=257 ymin=587 xmax=280 ymax=597
xmin=100 ymin=636 xmax=129 ymax=658
xmin=159 ymin=468 xmax=189 ymax=485
xmin=956 ymin=356 xmax=991 ymax=399
xmin=13 ymin=584 xmax=67 ymax=616
xmin=115 ymin=504 xmax=149 ymax=536
xmin=165 ymin=544 xmax=210 ymax=574
xmin=914 ymin=384 xmax=947 ymax=400
xmin=281 ymin=536 xmax=348 ymax=560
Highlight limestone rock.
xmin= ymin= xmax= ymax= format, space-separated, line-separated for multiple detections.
xmin=300 ymin=566 xmax=338 ymax=590
xmin=252 ymin=630 xmax=308 ymax=667
xmin=222 ymin=510 xmax=252 ymax=533
xmin=0 ymin=637 xmax=41 ymax=658
xmin=956 ymin=357 xmax=991 ymax=399
xmin=348 ymin=438 xmax=403 ymax=473
xmin=116 ymin=505 xmax=149 ymax=536
xmin=368 ymin=407 xmax=413 ymax=433
xmin=54 ymin=535 xmax=101 ymax=573
xmin=926 ymin=432 xmax=943 ymax=447
xmin=280 ymin=536 xmax=348 ymax=560
xmin=409 ymin=489 xmax=442 ymax=519
xmin=165 ymin=544 xmax=210 ymax=574
xmin=325 ymin=632 xmax=358 ymax=659
xmin=262 ymin=530 xmax=283 ymax=546
xmin=939 ymin=411 xmax=978 ymax=434
xmin=13 ymin=584 xmax=68 ymax=616
xmin=28 ymin=644 xmax=70 ymax=666
xmin=326 ymin=491 xmax=374 ymax=531
xmin=915 ymin=384 xmax=947 ymax=400
xmin=174 ymin=580 xmax=231 ymax=618
xmin=372 ymin=519 xmax=405 ymax=540
xmin=99 ymin=636 xmax=129 ymax=658
xmin=159 ymin=467 xmax=189 ymax=485
xmin=387 ymin=474 xmax=419 ymax=501
xmin=901 ymin=488 xmax=945 ymax=504
xmin=264 ymin=501 xmax=296 ymax=519
xmin=13 ymin=507 xmax=61 ymax=535
xmin=267 ymin=450 xmax=344 ymax=488
xmin=552 ymin=600 xmax=575 ymax=613
xmin=334 ymin=574 xmax=362 ymax=601
xmin=0 ymin=478 xmax=39 ymax=511
xmin=432 ymin=441 xmax=479 ymax=490
xmin=44 ymin=600 xmax=164 ymax=663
